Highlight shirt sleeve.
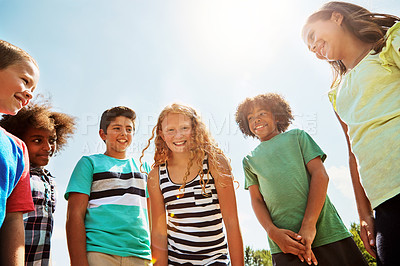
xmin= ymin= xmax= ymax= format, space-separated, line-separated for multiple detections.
xmin=380 ymin=22 xmax=400 ymax=70
xmin=6 ymin=141 xmax=34 ymax=213
xmin=297 ymin=129 xmax=327 ymax=165
xmin=64 ymin=156 xmax=94 ymax=200
xmin=243 ymin=157 xmax=259 ymax=190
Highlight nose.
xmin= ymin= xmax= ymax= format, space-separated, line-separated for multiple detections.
xmin=42 ymin=141 xmax=52 ymax=152
xmin=22 ymin=90 xmax=33 ymax=107
xmin=25 ymin=90 xmax=33 ymax=99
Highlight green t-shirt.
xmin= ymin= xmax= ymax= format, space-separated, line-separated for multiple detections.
xmin=65 ymin=154 xmax=151 ymax=259
xmin=243 ymin=129 xmax=351 ymax=254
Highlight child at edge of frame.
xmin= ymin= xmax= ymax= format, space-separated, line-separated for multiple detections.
xmin=65 ymin=106 xmax=152 ymax=266
xmin=0 ymin=98 xmax=76 ymax=265
xmin=0 ymin=39 xmax=39 ymax=265
xmin=235 ymin=93 xmax=367 ymax=266
xmin=302 ymin=2 xmax=400 ymax=264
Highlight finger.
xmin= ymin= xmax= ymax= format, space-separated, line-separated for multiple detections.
xmin=290 ymin=239 xmax=306 ymax=251
xmin=285 ymin=229 xmax=302 ymax=241
xmin=366 ymin=226 xmax=376 ymax=248
xmin=297 ymin=254 xmax=305 ymax=263
xmin=360 ymin=228 xmax=376 ymax=258
xmin=305 ymin=246 xmax=312 ymax=265
xmin=310 ymin=250 xmax=318 ymax=265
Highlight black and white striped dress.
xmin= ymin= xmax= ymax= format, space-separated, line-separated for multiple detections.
xmin=159 ymin=158 xmax=229 ymax=265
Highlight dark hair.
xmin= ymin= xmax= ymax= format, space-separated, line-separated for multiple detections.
xmin=0 ymin=98 xmax=76 ymax=154
xmin=0 ymin=40 xmax=39 ymax=70
xmin=304 ymin=1 xmax=399 ymax=87
xmin=235 ymin=93 xmax=293 ymax=138
xmin=99 ymin=106 xmax=136 ymax=133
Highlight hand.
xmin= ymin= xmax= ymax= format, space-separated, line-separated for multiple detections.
xmin=298 ymin=225 xmax=318 ymax=265
xmin=269 ymin=228 xmax=305 ymax=256
xmin=359 ymin=215 xmax=376 ymax=258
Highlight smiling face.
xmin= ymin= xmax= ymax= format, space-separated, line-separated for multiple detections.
xmin=100 ymin=116 xmax=134 ymax=159
xmin=0 ymin=60 xmax=40 ymax=115
xmin=23 ymin=127 xmax=56 ymax=168
xmin=247 ymin=107 xmax=279 ymax=142
xmin=160 ymin=113 xmax=193 ymax=154
xmin=302 ymin=12 xmax=347 ymax=62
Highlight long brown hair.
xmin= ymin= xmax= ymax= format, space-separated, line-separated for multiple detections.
xmin=140 ymin=103 xmax=231 ymax=194
xmin=304 ymin=1 xmax=399 ymax=87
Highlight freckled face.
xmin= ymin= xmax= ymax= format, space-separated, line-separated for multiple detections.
xmin=23 ymin=127 xmax=56 ymax=168
xmin=161 ymin=113 xmax=193 ymax=154
xmin=0 ymin=60 xmax=40 ymax=115
xmin=247 ymin=107 xmax=279 ymax=141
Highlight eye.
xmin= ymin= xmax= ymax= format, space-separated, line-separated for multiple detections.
xmin=248 ymin=116 xmax=254 ymax=121
xmin=126 ymin=128 xmax=133 ymax=133
xmin=21 ymin=78 xmax=28 ymax=85
xmin=32 ymin=138 xmax=41 ymax=144
xmin=49 ymin=138 xmax=57 ymax=144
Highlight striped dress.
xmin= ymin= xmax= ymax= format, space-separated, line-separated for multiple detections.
xmin=159 ymin=158 xmax=229 ymax=265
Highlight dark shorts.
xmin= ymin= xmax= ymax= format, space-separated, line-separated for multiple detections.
xmin=272 ymin=237 xmax=367 ymax=266
xmin=375 ymin=193 xmax=400 ymax=266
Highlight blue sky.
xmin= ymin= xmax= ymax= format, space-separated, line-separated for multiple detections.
xmin=1 ymin=0 xmax=399 ymax=264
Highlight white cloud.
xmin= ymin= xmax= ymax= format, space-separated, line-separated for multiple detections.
xmin=326 ymin=165 xmax=355 ymax=200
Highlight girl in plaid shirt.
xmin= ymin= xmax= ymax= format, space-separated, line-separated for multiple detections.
xmin=0 ymin=99 xmax=76 ymax=265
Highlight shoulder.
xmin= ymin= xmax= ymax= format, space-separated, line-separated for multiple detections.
xmin=285 ymin=128 xmax=303 ymax=136
xmin=147 ymin=166 xmax=162 ymax=190
xmin=148 ymin=166 xmax=160 ymax=181
xmin=209 ymin=153 xmax=232 ymax=180
xmin=387 ymin=22 xmax=400 ymax=38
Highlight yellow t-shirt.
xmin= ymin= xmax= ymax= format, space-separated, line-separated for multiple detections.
xmin=328 ymin=22 xmax=400 ymax=209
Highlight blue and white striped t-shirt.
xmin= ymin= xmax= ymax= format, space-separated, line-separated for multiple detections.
xmin=159 ymin=157 xmax=229 ymax=265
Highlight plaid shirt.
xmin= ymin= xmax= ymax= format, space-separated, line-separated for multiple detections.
xmin=23 ymin=167 xmax=56 ymax=266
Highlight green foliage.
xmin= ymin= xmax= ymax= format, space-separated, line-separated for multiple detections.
xmin=350 ymin=222 xmax=376 ymax=266
xmin=244 ymin=246 xmax=272 ymax=266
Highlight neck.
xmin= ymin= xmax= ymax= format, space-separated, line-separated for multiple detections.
xmin=342 ymin=40 xmax=373 ymax=70
xmin=104 ymin=151 xmax=127 ymax=160
xmin=168 ymin=151 xmax=191 ymax=166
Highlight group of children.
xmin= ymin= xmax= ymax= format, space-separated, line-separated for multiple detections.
xmin=0 ymin=1 xmax=398 ymax=266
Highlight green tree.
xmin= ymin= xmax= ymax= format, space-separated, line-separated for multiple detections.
xmin=244 ymin=246 xmax=272 ymax=266
xmin=350 ymin=222 xmax=376 ymax=266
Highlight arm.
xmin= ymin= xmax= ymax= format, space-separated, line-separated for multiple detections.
xmin=248 ymin=185 xmax=305 ymax=256
xmin=298 ymin=156 xmax=329 ymax=265
xmin=0 ymin=212 xmax=24 ymax=265
xmin=66 ymin=192 xmax=89 ymax=266
xmin=148 ymin=168 xmax=168 ymax=266
xmin=211 ymin=155 xmax=244 ymax=266
xmin=335 ymin=112 xmax=376 ymax=257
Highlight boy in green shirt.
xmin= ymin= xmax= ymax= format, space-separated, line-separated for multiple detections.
xmin=235 ymin=93 xmax=366 ymax=266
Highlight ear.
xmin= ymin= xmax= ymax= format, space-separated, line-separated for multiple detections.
xmin=99 ymin=129 xmax=107 ymax=141
xmin=331 ymin=12 xmax=344 ymax=25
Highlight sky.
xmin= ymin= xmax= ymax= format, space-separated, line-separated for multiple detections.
xmin=1 ymin=0 xmax=399 ymax=264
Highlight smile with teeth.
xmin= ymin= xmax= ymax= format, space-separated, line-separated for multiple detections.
xmin=117 ymin=139 xmax=128 ymax=143
xmin=254 ymin=124 xmax=266 ymax=131
xmin=173 ymin=140 xmax=186 ymax=146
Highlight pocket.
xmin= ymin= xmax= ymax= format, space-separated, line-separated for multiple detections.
xmin=194 ymin=185 xmax=213 ymax=205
